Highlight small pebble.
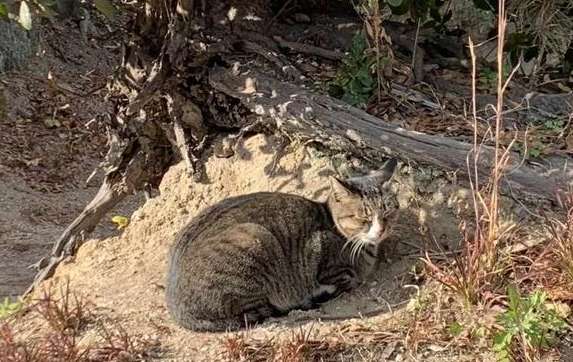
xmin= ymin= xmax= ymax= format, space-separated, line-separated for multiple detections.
xmin=293 ymin=13 xmax=311 ymax=23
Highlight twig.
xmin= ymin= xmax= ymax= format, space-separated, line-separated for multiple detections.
xmin=164 ymin=93 xmax=196 ymax=175
xmin=411 ymin=18 xmax=425 ymax=82
xmin=265 ymin=0 xmax=295 ymax=32
xmin=241 ymin=40 xmax=303 ymax=80
xmin=273 ymin=36 xmax=345 ymax=61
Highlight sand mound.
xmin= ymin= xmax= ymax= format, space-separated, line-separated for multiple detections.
xmin=28 ymin=134 xmax=467 ymax=360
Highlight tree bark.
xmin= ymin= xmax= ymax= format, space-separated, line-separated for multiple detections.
xmin=209 ymin=65 xmax=572 ymax=201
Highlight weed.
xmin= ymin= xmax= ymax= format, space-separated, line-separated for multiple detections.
xmin=0 ymin=282 xmax=161 ymax=362
xmin=447 ymin=321 xmax=464 ymax=337
xmin=89 ymin=320 xmax=161 ymax=361
xmin=479 ymin=64 xmax=512 ymax=90
xmin=276 ymin=327 xmax=346 ymax=361
xmin=513 ymin=117 xmax=568 ymax=159
xmin=0 ymin=323 xmax=42 ymax=362
xmin=514 ymin=142 xmax=544 ymax=159
xmin=480 ymin=66 xmax=498 ymax=89
xmin=329 ymin=32 xmax=377 ymax=107
xmin=35 ymin=282 xmax=94 ymax=337
xmin=222 ymin=327 xmax=349 ymax=362
xmin=542 ymin=119 xmax=565 ymax=131
xmin=424 ymin=0 xmax=520 ymax=306
xmin=493 ymin=287 xmax=566 ymax=361
xmin=0 ymin=298 xmax=23 ymax=320
xmin=547 ymin=190 xmax=573 ymax=286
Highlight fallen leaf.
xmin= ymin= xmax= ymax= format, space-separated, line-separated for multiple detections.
xmin=111 ymin=215 xmax=129 ymax=230
xmin=94 ymin=0 xmax=116 ymax=18
xmin=240 ymin=77 xmax=257 ymax=94
xmin=18 ymin=1 xmax=32 ymax=30
xmin=43 ymin=118 xmax=61 ymax=128
xmin=24 ymin=158 xmax=41 ymax=167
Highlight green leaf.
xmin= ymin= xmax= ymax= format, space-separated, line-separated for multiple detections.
xmin=18 ymin=1 xmax=32 ymax=30
xmin=111 ymin=215 xmax=129 ymax=230
xmin=0 ymin=3 xmax=8 ymax=18
xmin=448 ymin=321 xmax=463 ymax=337
xmin=0 ymin=297 xmax=23 ymax=319
xmin=528 ymin=147 xmax=542 ymax=158
xmin=94 ymin=0 xmax=116 ymax=18
xmin=493 ymin=332 xmax=512 ymax=351
xmin=507 ymin=285 xmax=521 ymax=312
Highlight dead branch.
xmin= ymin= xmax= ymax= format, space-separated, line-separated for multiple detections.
xmin=273 ymin=35 xmax=345 ymax=61
xmin=209 ymin=65 xmax=572 ymax=201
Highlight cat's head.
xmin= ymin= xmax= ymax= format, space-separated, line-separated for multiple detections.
xmin=327 ymin=159 xmax=399 ymax=247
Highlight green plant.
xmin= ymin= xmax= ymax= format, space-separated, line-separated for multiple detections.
xmin=385 ymin=0 xmax=452 ymax=32
xmin=514 ymin=142 xmax=544 ymax=159
xmin=493 ymin=287 xmax=566 ymax=362
xmin=480 ymin=63 xmax=512 ymax=90
xmin=329 ymin=32 xmax=377 ymax=107
xmin=0 ymin=298 xmax=23 ymax=320
xmin=542 ymin=118 xmax=565 ymax=131
xmin=447 ymin=321 xmax=464 ymax=337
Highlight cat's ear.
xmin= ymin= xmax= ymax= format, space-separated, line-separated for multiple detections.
xmin=348 ymin=158 xmax=398 ymax=189
xmin=329 ymin=176 xmax=358 ymax=201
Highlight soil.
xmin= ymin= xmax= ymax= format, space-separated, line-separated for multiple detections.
xmin=18 ymin=133 xmax=492 ymax=361
xmin=1 ymin=4 xmax=568 ymax=362
xmin=0 ymin=12 xmax=143 ymax=299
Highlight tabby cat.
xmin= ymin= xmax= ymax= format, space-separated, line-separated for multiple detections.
xmin=166 ymin=158 xmax=399 ymax=332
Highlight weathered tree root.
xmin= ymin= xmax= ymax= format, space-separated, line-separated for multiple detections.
xmin=25 ymin=179 xmax=128 ymax=296
xmin=24 ymin=140 xmax=157 ymax=296
xmin=25 ymin=90 xmax=207 ymax=296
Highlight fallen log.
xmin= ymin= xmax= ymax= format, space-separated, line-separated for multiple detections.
xmin=209 ymin=65 xmax=572 ymax=202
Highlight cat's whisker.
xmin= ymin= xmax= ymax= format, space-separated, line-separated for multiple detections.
xmin=352 ymin=236 xmax=364 ymax=265
xmin=342 ymin=238 xmax=356 ymax=255
xmin=344 ymin=242 xmax=359 ymax=265
xmin=350 ymin=237 xmax=367 ymax=266
xmin=352 ymin=242 xmax=362 ymax=265
xmin=360 ymin=241 xmax=368 ymax=258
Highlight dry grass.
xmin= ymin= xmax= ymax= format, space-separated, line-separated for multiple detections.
xmin=516 ymin=190 xmax=573 ymax=302
xmin=35 ymin=281 xmax=94 ymax=337
xmin=221 ymin=326 xmax=348 ymax=362
xmin=0 ymin=282 xmax=160 ymax=362
xmin=549 ymin=190 xmax=573 ymax=286
xmin=418 ymin=1 xmax=572 ymax=359
xmin=423 ymin=0 xmax=520 ymax=307
xmin=221 ymin=324 xmax=403 ymax=361
xmin=510 ymin=0 xmax=573 ymax=71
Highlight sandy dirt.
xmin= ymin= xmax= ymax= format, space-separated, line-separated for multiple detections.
xmin=2 ymin=7 xmax=564 ymax=361
xmin=12 ymin=133 xmax=492 ymax=361
xmin=0 ymin=12 xmax=141 ymax=300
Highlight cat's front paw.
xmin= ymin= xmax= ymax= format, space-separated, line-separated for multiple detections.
xmin=337 ymin=273 xmax=360 ymax=292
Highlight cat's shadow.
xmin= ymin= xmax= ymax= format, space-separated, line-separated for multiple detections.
xmin=260 ymin=207 xmax=462 ymax=328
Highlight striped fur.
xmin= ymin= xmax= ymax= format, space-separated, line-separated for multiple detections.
xmin=166 ymin=160 xmax=398 ymax=332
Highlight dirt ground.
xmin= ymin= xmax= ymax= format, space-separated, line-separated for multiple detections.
xmin=1 ymin=5 xmax=570 ymax=361
xmin=15 ymin=133 xmax=499 ymax=361
xmin=0 ymin=12 xmax=142 ymax=299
